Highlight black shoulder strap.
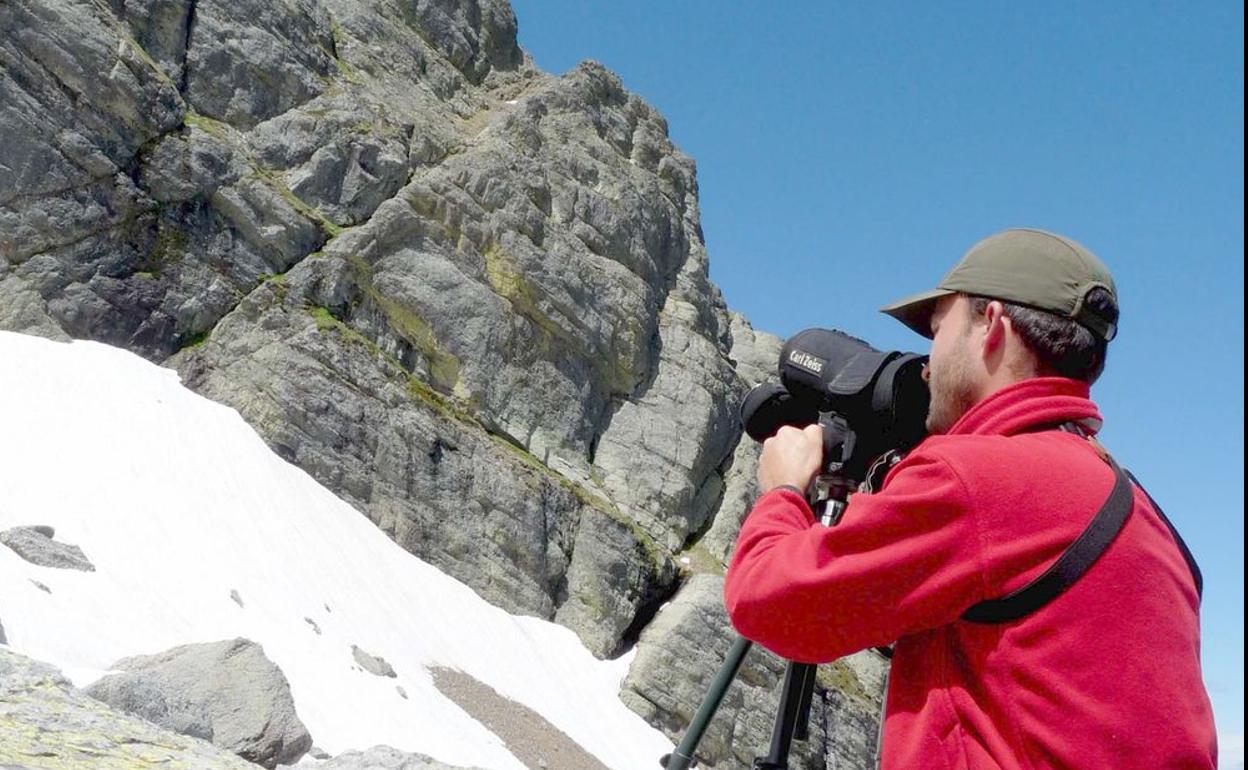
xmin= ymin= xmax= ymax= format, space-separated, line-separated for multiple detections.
xmin=1125 ymin=469 xmax=1204 ymax=599
xmin=961 ymin=455 xmax=1135 ymax=624
xmin=962 ymin=422 xmax=1204 ymax=624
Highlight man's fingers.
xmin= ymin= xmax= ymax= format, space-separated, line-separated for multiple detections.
xmin=756 ymin=422 xmax=825 ymax=493
xmin=764 ymin=424 xmax=821 ymax=450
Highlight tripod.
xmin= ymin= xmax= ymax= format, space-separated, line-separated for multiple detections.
xmin=662 ymin=453 xmax=859 ymax=770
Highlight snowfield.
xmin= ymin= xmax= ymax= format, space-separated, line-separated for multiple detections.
xmin=0 ymin=331 xmax=674 ymax=770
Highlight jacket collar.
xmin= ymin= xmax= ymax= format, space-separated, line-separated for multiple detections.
xmin=945 ymin=377 xmax=1103 ymax=437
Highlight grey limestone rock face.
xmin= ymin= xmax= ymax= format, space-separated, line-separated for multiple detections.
xmin=553 ymin=503 xmax=678 ymax=658
xmin=590 ymin=278 xmax=742 ymax=553
xmin=699 ymin=436 xmax=764 ymax=568
xmin=138 ymin=124 xmax=240 ymax=203
xmin=0 ymin=0 xmax=186 ymax=353
xmin=85 ymin=638 xmax=312 ymax=768
xmin=182 ymin=0 xmax=336 ymax=129
xmin=621 ymin=575 xmax=888 ymax=770
xmin=0 ymin=273 xmax=73 ymax=342
xmin=727 ymin=311 xmax=784 ymax=390
xmin=699 ymin=314 xmax=783 ymax=566
xmin=276 ymin=121 xmax=411 ymax=228
xmin=0 ymin=0 xmax=338 ymax=360
xmin=0 ymin=0 xmax=184 ymax=208
xmin=114 ymin=0 xmax=195 ymax=84
xmin=824 ymin=683 xmax=888 ymax=770
xmin=0 ymin=647 xmax=261 ymax=770
xmin=170 ymin=268 xmax=675 ymax=657
xmin=0 ymin=0 xmax=882 ymax=758
xmin=0 ymin=525 xmax=96 ymax=571
xmin=408 ymin=0 xmax=522 ymax=85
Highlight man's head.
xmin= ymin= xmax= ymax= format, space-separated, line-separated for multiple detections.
xmin=881 ymin=228 xmax=1120 ymax=433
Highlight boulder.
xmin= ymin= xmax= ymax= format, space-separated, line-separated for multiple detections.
xmin=351 ymin=644 xmax=397 ymax=678
xmin=0 ymin=525 xmax=96 ymax=571
xmin=86 ymin=638 xmax=312 ymax=768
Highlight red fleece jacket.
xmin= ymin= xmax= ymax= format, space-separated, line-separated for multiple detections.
xmin=724 ymin=378 xmax=1216 ymax=770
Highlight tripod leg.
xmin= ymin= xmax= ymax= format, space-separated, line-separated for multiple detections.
xmin=754 ymin=662 xmax=817 ymax=770
xmin=793 ymin=663 xmax=817 ymax=742
xmin=662 ymin=636 xmax=754 ymax=770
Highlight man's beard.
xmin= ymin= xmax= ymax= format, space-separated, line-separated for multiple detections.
xmin=925 ymin=345 xmax=978 ymax=435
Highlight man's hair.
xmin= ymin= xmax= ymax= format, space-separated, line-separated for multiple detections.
xmin=967 ymin=288 xmax=1119 ymax=384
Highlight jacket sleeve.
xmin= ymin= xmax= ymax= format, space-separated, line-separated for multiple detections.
xmin=723 ymin=451 xmax=988 ymax=663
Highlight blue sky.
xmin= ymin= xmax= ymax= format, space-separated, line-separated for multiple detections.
xmin=512 ymin=0 xmax=1244 ymax=757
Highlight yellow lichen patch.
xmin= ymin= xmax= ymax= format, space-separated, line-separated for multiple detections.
xmin=404 ymin=187 xmax=468 ymax=249
xmin=371 ymin=292 xmax=461 ymax=391
xmin=251 ymin=168 xmax=343 ymax=239
xmin=815 ymin=658 xmax=877 ymax=710
xmin=0 ymin=694 xmax=253 ymax=769
xmin=483 ymin=242 xmax=576 ymax=346
xmin=307 ymin=304 xmax=468 ymax=428
xmin=183 ymin=110 xmax=234 ymax=142
xmin=341 ymin=254 xmax=462 ymax=393
xmin=400 ymin=367 xmax=485 ymax=431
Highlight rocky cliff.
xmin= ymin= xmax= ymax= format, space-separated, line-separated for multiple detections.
xmin=0 ymin=1 xmax=885 ymax=767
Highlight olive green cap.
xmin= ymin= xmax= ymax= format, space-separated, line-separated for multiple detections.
xmin=880 ymin=228 xmax=1119 ymax=341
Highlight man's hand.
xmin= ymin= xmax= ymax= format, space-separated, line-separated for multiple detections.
xmin=757 ymin=424 xmax=823 ymax=494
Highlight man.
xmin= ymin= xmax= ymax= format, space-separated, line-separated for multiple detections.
xmin=723 ymin=229 xmax=1216 ymax=769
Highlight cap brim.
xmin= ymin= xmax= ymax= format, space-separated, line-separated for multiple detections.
xmin=879 ymin=288 xmax=954 ymax=339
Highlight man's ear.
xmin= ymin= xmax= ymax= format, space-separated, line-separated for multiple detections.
xmin=981 ymin=300 xmax=1008 ymax=355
